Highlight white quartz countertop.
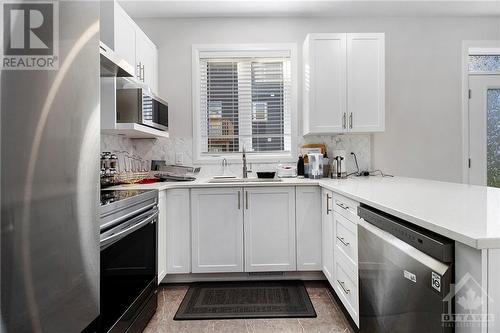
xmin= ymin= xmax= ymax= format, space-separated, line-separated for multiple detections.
xmin=109 ymin=176 xmax=500 ymax=249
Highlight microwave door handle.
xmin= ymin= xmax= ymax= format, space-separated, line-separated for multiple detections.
xmin=100 ymin=211 xmax=158 ymax=248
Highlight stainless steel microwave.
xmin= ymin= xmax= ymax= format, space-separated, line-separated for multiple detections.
xmin=116 ymin=88 xmax=168 ymax=132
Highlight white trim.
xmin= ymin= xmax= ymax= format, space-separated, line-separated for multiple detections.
xmin=469 ymin=47 xmax=500 ymax=56
xmin=461 ymin=40 xmax=500 ymax=184
xmin=191 ymin=43 xmax=298 ymax=164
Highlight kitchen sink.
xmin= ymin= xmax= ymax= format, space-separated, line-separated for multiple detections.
xmin=207 ymin=177 xmax=282 ymax=183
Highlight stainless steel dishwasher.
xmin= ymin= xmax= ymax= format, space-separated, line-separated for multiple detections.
xmin=358 ymin=204 xmax=454 ymax=333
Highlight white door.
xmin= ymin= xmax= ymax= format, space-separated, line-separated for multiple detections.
xmin=157 ymin=190 xmax=167 ymax=283
xmin=347 ymin=33 xmax=385 ymax=132
xmin=296 ymin=186 xmax=322 ymax=271
xmin=136 ymin=30 xmax=158 ymax=91
xmin=468 ymin=75 xmax=500 ymax=187
xmin=165 ymin=189 xmax=191 ymax=274
xmin=321 ymin=189 xmax=334 ymax=285
xmin=244 ymin=187 xmax=296 ymax=272
xmin=114 ymin=3 xmax=136 ymax=69
xmin=304 ymin=33 xmax=347 ymax=134
xmin=191 ymin=188 xmax=244 ymax=273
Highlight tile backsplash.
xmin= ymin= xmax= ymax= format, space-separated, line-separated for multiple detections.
xmin=101 ymin=134 xmax=371 ymax=177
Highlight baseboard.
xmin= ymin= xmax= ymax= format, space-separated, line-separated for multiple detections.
xmin=161 ymin=271 xmax=325 ymax=284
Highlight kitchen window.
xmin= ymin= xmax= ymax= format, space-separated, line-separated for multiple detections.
xmin=192 ymin=44 xmax=297 ymax=162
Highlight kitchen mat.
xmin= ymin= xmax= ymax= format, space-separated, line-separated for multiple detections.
xmin=174 ymin=280 xmax=317 ymax=320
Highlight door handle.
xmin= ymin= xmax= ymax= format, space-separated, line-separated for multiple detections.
xmin=342 ymin=113 xmax=346 ymax=129
xmin=141 ymin=64 xmax=145 ymax=82
xmin=337 ymin=236 xmax=350 ymax=247
xmin=337 ymin=280 xmax=350 ymax=295
xmin=238 ymin=191 xmax=241 ymax=210
xmin=349 ymin=112 xmax=353 ymax=129
xmin=136 ymin=62 xmax=142 ymax=79
xmin=336 ymin=202 xmax=349 ymax=210
xmin=245 ymin=191 xmax=249 ymax=210
xmin=326 ymin=194 xmax=332 ymax=214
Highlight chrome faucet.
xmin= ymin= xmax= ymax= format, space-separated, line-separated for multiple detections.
xmin=242 ymin=146 xmax=251 ymax=178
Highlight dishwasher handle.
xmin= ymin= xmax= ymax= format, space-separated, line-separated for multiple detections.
xmin=358 ymin=205 xmax=454 ymax=263
xmin=358 ymin=218 xmax=450 ymax=276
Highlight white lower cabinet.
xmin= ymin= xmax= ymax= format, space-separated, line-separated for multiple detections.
xmin=165 ymin=189 xmax=191 ymax=274
xmin=244 ymin=187 xmax=296 ymax=272
xmin=296 ymin=186 xmax=322 ymax=271
xmin=157 ymin=190 xmax=167 ymax=283
xmin=321 ymin=189 xmax=335 ymax=285
xmin=190 ymin=188 xmax=244 ymax=273
xmin=334 ymin=250 xmax=359 ymax=326
xmin=332 ymin=193 xmax=360 ymax=327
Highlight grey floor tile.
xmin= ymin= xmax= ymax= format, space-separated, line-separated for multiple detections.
xmin=144 ymin=282 xmax=355 ymax=333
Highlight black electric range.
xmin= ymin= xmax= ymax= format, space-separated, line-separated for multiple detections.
xmin=99 ymin=189 xmax=158 ymax=333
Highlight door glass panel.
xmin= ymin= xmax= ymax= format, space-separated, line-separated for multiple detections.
xmin=487 ymin=89 xmax=500 ymax=187
xmin=469 ymin=55 xmax=500 ymax=72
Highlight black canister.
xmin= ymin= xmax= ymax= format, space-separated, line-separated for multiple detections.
xmin=297 ymin=155 xmax=305 ymax=177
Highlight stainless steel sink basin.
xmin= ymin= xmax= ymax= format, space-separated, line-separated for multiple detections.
xmin=208 ymin=177 xmax=282 ymax=183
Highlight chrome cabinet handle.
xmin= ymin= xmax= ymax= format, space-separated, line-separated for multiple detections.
xmin=136 ymin=62 xmax=142 ymax=79
xmin=238 ymin=191 xmax=241 ymax=210
xmin=342 ymin=113 xmax=346 ymax=129
xmin=349 ymin=112 xmax=353 ymax=129
xmin=245 ymin=191 xmax=249 ymax=210
xmin=337 ymin=236 xmax=350 ymax=247
xmin=337 ymin=280 xmax=350 ymax=295
xmin=141 ymin=64 xmax=145 ymax=82
xmin=326 ymin=194 xmax=332 ymax=214
xmin=336 ymin=202 xmax=349 ymax=210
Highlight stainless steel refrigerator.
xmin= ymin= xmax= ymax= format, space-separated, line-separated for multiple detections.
xmin=1 ymin=1 xmax=100 ymax=332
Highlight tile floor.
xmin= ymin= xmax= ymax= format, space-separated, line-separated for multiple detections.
xmin=143 ymin=281 xmax=356 ymax=333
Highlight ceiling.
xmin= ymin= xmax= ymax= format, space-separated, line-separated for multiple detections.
xmin=119 ymin=0 xmax=500 ymax=18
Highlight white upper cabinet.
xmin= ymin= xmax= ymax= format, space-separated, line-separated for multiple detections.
xmin=303 ymin=33 xmax=385 ymax=135
xmin=244 ymin=187 xmax=296 ymax=272
xmin=113 ymin=3 xmax=136 ymax=70
xmin=135 ymin=28 xmax=159 ymax=94
xmin=303 ymin=34 xmax=347 ymax=134
xmin=347 ymin=33 xmax=385 ymax=132
xmin=101 ymin=1 xmax=159 ymax=94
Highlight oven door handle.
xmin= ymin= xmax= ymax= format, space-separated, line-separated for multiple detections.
xmin=100 ymin=210 xmax=158 ymax=248
xmin=101 ymin=202 xmax=157 ymax=231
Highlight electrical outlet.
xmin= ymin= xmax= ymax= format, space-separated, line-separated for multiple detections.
xmin=175 ymin=153 xmax=183 ymax=165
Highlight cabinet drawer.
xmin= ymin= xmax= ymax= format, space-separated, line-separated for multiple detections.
xmin=334 ymin=212 xmax=358 ymax=265
xmin=334 ymin=251 xmax=359 ymax=325
xmin=333 ymin=194 xmax=359 ymax=222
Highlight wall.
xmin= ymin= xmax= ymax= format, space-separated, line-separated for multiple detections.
xmin=102 ymin=16 xmax=500 ymax=180
xmin=123 ymin=16 xmax=498 ymax=182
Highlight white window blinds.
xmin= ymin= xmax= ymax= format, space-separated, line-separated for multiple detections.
xmin=199 ymin=55 xmax=292 ymax=155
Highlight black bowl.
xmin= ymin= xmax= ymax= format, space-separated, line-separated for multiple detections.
xmin=257 ymin=172 xmax=276 ymax=179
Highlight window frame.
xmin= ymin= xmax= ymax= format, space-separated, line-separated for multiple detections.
xmin=192 ymin=43 xmax=298 ymax=164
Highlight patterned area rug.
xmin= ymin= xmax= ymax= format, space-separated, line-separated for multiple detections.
xmin=174 ymin=280 xmax=317 ymax=320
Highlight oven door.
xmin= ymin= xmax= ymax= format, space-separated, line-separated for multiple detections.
xmin=100 ymin=208 xmax=158 ymax=333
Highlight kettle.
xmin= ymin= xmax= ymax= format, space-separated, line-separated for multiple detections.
xmin=332 ymin=149 xmax=347 ymax=178
xmin=307 ymin=153 xmax=323 ymax=179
